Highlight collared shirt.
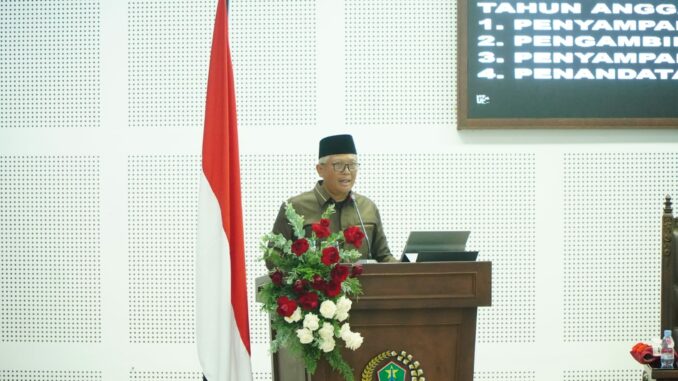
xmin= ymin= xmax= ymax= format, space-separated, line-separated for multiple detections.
xmin=271 ymin=181 xmax=396 ymax=262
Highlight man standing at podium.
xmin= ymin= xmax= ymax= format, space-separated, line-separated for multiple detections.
xmin=272 ymin=134 xmax=397 ymax=263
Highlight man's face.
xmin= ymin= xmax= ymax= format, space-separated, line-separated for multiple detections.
xmin=316 ymin=154 xmax=358 ymax=201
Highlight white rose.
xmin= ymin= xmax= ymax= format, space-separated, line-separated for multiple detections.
xmin=303 ymin=313 xmax=319 ymax=331
xmin=335 ymin=310 xmax=349 ymax=322
xmin=336 ymin=296 xmax=352 ymax=315
xmin=319 ymin=322 xmax=334 ymax=340
xmin=296 ymin=328 xmax=314 ymax=344
xmin=284 ymin=307 xmax=302 ymax=323
xmin=339 ymin=323 xmax=351 ymax=340
xmin=344 ymin=332 xmax=363 ymax=351
xmin=319 ymin=300 xmax=337 ymax=319
xmin=318 ymin=336 xmax=336 ymax=352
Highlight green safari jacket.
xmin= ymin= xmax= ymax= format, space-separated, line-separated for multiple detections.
xmin=272 ymin=181 xmax=397 ymax=263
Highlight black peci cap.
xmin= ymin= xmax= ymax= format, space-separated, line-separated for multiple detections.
xmin=318 ymin=134 xmax=357 ymax=158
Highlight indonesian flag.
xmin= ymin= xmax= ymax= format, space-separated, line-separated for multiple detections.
xmin=196 ymin=0 xmax=253 ymax=380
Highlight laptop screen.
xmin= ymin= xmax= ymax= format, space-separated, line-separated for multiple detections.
xmin=402 ymin=231 xmax=470 ymax=254
xmin=401 ymin=231 xmax=476 ymax=262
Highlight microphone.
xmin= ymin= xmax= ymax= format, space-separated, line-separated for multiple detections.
xmin=351 ymin=195 xmax=372 ymax=257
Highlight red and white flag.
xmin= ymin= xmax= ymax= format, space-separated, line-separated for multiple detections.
xmin=196 ymin=0 xmax=252 ymax=380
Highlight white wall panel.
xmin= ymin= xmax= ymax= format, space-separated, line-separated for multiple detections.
xmin=128 ymin=370 xmax=201 ymax=381
xmin=563 ymin=369 xmax=643 ymax=380
xmin=128 ymin=0 xmax=213 ymax=129
xmin=345 ymin=0 xmax=455 ymax=126
xmin=475 ymin=371 xmax=535 ymax=381
xmin=230 ymin=0 xmax=317 ymax=128
xmin=128 ymin=155 xmax=200 ymax=344
xmin=0 ymin=156 xmax=101 ymax=343
xmin=0 ymin=371 xmax=102 ymax=380
xmin=563 ymin=153 xmax=677 ymax=342
xmin=0 ymin=1 xmax=100 ymax=129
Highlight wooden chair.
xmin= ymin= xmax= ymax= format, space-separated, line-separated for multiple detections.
xmin=641 ymin=197 xmax=678 ymax=380
xmin=662 ymin=196 xmax=678 ymax=340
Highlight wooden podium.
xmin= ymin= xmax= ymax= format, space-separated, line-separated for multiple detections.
xmin=269 ymin=261 xmax=492 ymax=381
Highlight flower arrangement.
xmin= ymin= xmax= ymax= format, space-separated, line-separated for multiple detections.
xmin=258 ymin=203 xmax=366 ymax=381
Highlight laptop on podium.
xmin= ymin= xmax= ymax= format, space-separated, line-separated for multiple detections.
xmin=401 ymin=231 xmax=478 ymax=262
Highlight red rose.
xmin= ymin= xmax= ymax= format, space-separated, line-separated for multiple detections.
xmin=324 ymin=280 xmax=342 ymax=297
xmin=291 ymin=238 xmax=309 ymax=256
xmin=292 ymin=279 xmax=308 ymax=294
xmin=311 ymin=274 xmax=326 ymax=291
xmin=312 ymin=223 xmax=331 ymax=239
xmin=297 ymin=292 xmax=319 ymax=310
xmin=270 ymin=270 xmax=283 ymax=286
xmin=351 ymin=264 xmax=363 ymax=278
xmin=276 ymin=296 xmax=297 ymax=317
xmin=344 ymin=226 xmax=365 ymax=248
xmin=331 ymin=264 xmax=350 ymax=282
xmin=320 ymin=218 xmax=330 ymax=227
xmin=321 ymin=246 xmax=340 ymax=266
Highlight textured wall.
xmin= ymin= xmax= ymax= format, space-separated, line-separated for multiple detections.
xmin=1 ymin=0 xmax=678 ymax=380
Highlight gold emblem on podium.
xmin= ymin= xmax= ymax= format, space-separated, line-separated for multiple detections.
xmin=361 ymin=350 xmax=425 ymax=381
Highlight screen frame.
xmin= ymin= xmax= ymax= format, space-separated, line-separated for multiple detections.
xmin=456 ymin=0 xmax=678 ymax=130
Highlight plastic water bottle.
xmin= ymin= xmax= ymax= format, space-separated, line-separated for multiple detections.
xmin=661 ymin=330 xmax=675 ymax=369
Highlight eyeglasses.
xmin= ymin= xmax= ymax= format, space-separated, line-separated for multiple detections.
xmin=329 ymin=162 xmax=360 ymax=172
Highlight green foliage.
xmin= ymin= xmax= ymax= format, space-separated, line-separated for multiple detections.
xmin=302 ymin=347 xmax=321 ymax=374
xmin=341 ymin=248 xmax=362 ymax=262
xmin=321 ymin=203 xmax=336 ymax=219
xmin=326 ymin=350 xmax=355 ymax=381
xmin=341 ymin=277 xmax=362 ymax=296
xmin=285 ymin=202 xmax=306 ymax=238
